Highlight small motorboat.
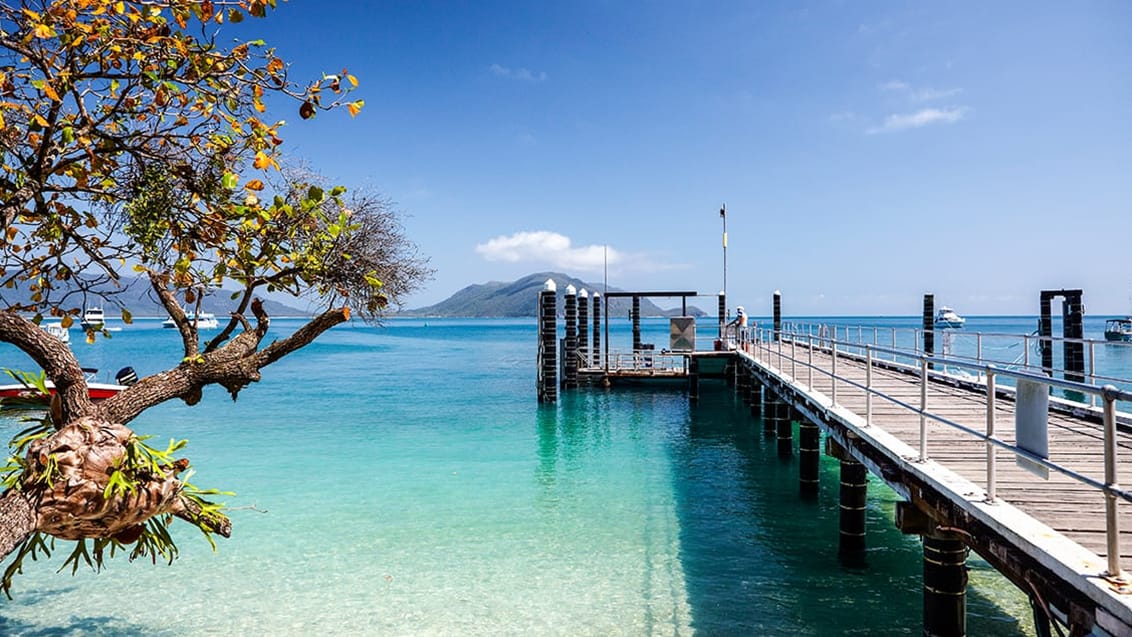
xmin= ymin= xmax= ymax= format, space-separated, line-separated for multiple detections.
xmin=935 ymin=306 xmax=966 ymax=329
xmin=79 ymin=305 xmax=105 ymax=331
xmin=0 ymin=367 xmax=137 ymax=406
xmin=41 ymin=322 xmax=70 ymax=344
xmin=163 ymin=312 xmax=219 ymax=330
xmin=1104 ymin=317 xmax=1132 ymax=342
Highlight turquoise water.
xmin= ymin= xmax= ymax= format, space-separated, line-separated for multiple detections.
xmin=0 ymin=315 xmax=1123 ymax=635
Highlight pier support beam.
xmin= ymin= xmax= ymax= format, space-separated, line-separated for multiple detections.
xmin=537 ymin=280 xmax=558 ymax=403
xmin=592 ymin=292 xmax=601 ymax=368
xmin=564 ymin=285 xmax=578 ymax=389
xmin=718 ymin=292 xmax=726 ymax=342
xmin=737 ymin=360 xmax=750 ymax=401
xmin=799 ymin=418 xmax=820 ymax=496
xmin=923 ymin=533 xmax=969 ymax=637
xmin=1040 ymin=289 xmax=1085 ymax=382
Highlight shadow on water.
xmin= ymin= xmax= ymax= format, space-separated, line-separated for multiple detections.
xmin=670 ymin=381 xmax=1035 ymax=636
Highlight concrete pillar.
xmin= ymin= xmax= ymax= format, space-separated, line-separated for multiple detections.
xmin=592 ymin=292 xmax=601 ymax=368
xmin=738 ymin=362 xmax=750 ymax=403
xmin=537 ymin=279 xmax=557 ymax=403
xmin=578 ymin=289 xmax=589 ymax=368
xmin=765 ymin=388 xmax=781 ymax=437
xmin=799 ymin=419 xmax=820 ymax=496
xmin=923 ymin=534 xmax=969 ymax=637
xmin=564 ymin=285 xmax=578 ymax=389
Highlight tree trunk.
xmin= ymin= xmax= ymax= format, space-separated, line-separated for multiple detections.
xmin=0 ymin=491 xmax=36 ymax=562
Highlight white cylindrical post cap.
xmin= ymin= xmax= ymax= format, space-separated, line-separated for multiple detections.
xmin=718 ymin=291 xmax=725 ymax=296
xmin=774 ymin=289 xmax=781 ymax=296
xmin=592 ymin=292 xmax=601 ymax=298
xmin=579 ymin=288 xmax=588 ymax=298
xmin=544 ymin=278 xmax=557 ymax=292
xmin=565 ymin=284 xmax=577 ymax=295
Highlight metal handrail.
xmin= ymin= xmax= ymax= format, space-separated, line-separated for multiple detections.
xmin=748 ymin=325 xmax=1132 ymax=581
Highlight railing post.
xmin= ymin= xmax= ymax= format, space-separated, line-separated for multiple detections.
xmin=919 ymin=356 xmax=928 ymax=462
xmin=1103 ymin=386 xmax=1126 ymax=582
xmin=791 ymin=339 xmax=796 ymax=379
xmin=808 ymin=335 xmax=814 ymax=388
xmin=831 ymin=335 xmax=838 ymax=405
xmin=1090 ymin=341 xmax=1097 ymax=409
xmin=976 ymin=333 xmax=982 ymax=367
xmin=1023 ymin=334 xmax=1030 ymax=369
xmin=986 ymin=368 xmax=997 ymax=502
xmin=865 ymin=345 xmax=873 ymax=426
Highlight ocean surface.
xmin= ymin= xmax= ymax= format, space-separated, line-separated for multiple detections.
xmin=0 ymin=314 xmax=1129 ymax=636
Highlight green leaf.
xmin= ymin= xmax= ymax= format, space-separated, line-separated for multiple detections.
xmin=221 ymin=172 xmax=238 ymax=190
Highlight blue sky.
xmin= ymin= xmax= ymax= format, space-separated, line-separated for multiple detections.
xmin=242 ymin=2 xmax=1130 ymax=316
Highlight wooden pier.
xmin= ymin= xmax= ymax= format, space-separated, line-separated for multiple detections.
xmin=534 ymin=280 xmax=1132 ymax=635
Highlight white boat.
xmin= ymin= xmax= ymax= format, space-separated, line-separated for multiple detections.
xmin=79 ymin=305 xmax=105 ymax=330
xmin=935 ymin=306 xmax=965 ymax=329
xmin=41 ymin=322 xmax=70 ymax=343
xmin=163 ymin=312 xmax=219 ymax=330
xmin=1104 ymin=317 xmax=1132 ymax=342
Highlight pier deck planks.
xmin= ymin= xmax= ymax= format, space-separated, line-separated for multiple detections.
xmin=746 ymin=341 xmax=1132 ymax=561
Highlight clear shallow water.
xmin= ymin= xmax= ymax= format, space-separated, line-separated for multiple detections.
xmin=0 ymin=315 xmax=1114 ymax=635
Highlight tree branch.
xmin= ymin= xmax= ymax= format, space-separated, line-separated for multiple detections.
xmin=0 ymin=312 xmax=93 ymax=424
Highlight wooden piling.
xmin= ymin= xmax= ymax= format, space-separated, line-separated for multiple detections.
xmin=537 ymin=279 xmax=558 ymax=402
xmin=923 ymin=293 xmax=934 ymax=367
xmin=564 ymin=285 xmax=578 ymax=389
xmin=632 ymin=295 xmax=642 ymax=352
xmin=717 ymin=292 xmax=726 ymax=341
xmin=777 ymin=405 xmax=795 ymax=459
xmin=578 ymin=289 xmax=589 ymax=368
xmin=689 ymin=355 xmax=699 ymax=403
xmin=738 ymin=362 xmax=750 ymax=403
xmin=765 ymin=388 xmax=781 ymax=437
xmin=592 ymin=292 xmax=601 ymax=368
xmin=923 ymin=534 xmax=969 ymax=637
xmin=749 ymin=379 xmax=763 ymax=418
xmin=799 ymin=419 xmax=820 ymax=496
xmin=773 ymin=290 xmax=781 ymax=342
xmin=838 ymin=459 xmax=868 ymax=558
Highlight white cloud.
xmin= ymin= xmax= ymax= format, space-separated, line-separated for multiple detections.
xmin=475 ymin=231 xmax=619 ymax=272
xmin=867 ymin=107 xmax=969 ymax=134
xmin=879 ymin=79 xmax=963 ymax=102
xmin=489 ymin=64 xmax=547 ymax=82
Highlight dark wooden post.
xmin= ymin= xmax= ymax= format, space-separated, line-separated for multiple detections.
xmin=749 ymin=378 xmax=763 ymax=418
xmin=1039 ymin=290 xmax=1054 ymax=376
xmin=827 ymin=438 xmax=867 ymax=561
xmin=577 ymin=289 xmax=589 ymax=369
xmin=799 ymin=418 xmax=820 ymax=497
xmin=632 ymin=295 xmax=642 ymax=353
xmin=1063 ymin=290 xmax=1085 ymax=382
xmin=537 ymin=279 xmax=558 ymax=403
xmin=777 ymin=405 xmax=795 ymax=459
xmin=923 ymin=534 xmax=969 ymax=637
xmin=765 ymin=388 xmax=781 ymax=437
xmin=773 ymin=290 xmax=782 ymax=343
xmin=688 ymin=355 xmax=699 ymax=403
xmin=564 ymin=285 xmax=578 ymax=389
xmin=592 ymin=292 xmax=601 ymax=368
xmin=717 ymin=292 xmax=726 ymax=342
xmin=738 ymin=361 xmax=750 ymax=403
xmin=923 ymin=293 xmax=935 ymax=368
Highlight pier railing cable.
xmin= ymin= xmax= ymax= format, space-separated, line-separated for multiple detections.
xmin=746 ymin=325 xmax=1132 ymax=582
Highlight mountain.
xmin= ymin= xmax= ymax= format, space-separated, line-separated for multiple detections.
xmin=0 ymin=275 xmax=310 ymax=318
xmin=401 ymin=272 xmax=709 ymax=318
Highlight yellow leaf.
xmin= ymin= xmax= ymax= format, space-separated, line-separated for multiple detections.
xmin=347 ymin=100 xmax=363 ymax=117
xmin=253 ymin=151 xmax=270 ymax=170
xmin=61 ymin=315 xmax=74 ymax=328
xmin=0 ymin=110 xmax=5 ymax=130
xmin=42 ymin=83 xmax=59 ymax=101
xmin=347 ymin=74 xmax=358 ymax=88
xmin=34 ymin=23 xmax=55 ymax=39
xmin=245 ymin=179 xmax=265 ymax=191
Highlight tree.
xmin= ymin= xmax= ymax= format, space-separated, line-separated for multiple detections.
xmin=0 ymin=0 xmax=430 ymax=592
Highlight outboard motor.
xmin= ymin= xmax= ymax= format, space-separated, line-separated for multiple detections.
xmin=115 ymin=367 xmax=138 ymax=386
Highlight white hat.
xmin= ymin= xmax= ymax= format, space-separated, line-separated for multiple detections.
xmin=736 ymin=306 xmax=745 ymax=313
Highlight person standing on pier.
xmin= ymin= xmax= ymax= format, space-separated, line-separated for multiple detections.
xmin=728 ymin=306 xmax=749 ymax=346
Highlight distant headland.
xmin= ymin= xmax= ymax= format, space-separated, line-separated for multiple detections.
xmin=398 ymin=272 xmax=708 ymax=318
